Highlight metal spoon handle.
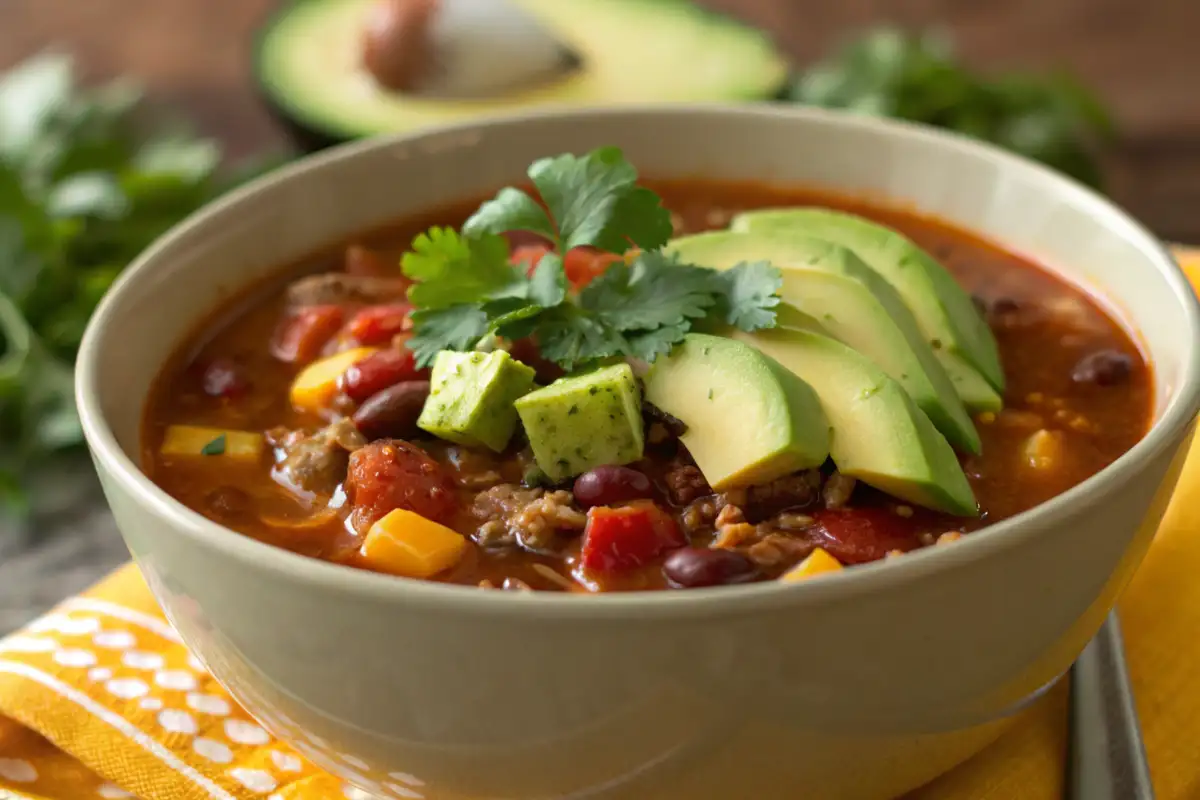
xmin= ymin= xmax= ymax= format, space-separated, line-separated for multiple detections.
xmin=1066 ymin=613 xmax=1155 ymax=799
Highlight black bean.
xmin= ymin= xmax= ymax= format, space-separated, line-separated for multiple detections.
xmin=573 ymin=465 xmax=654 ymax=508
xmin=1071 ymin=350 xmax=1134 ymax=387
xmin=663 ymin=547 xmax=759 ymax=589
xmin=353 ymin=380 xmax=430 ymax=440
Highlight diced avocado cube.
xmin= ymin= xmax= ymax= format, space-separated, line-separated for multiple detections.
xmin=515 ymin=363 xmax=644 ymax=482
xmin=417 ymin=350 xmax=537 ymax=452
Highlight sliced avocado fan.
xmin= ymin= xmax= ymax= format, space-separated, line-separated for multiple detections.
xmin=733 ymin=311 xmax=978 ymax=516
xmin=667 ymin=230 xmax=981 ymax=454
xmin=255 ymin=0 xmax=789 ymax=145
xmin=731 ymin=208 xmax=1006 ymax=402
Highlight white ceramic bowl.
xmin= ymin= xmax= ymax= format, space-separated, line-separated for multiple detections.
xmin=77 ymin=106 xmax=1200 ymax=800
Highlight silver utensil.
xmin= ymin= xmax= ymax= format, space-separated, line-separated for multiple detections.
xmin=1066 ymin=612 xmax=1155 ymax=799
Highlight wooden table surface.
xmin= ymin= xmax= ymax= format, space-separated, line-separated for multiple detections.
xmin=1 ymin=0 xmax=1199 ymax=630
xmin=4 ymin=0 xmax=1200 ymax=238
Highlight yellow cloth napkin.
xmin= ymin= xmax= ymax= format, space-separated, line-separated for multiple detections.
xmin=1 ymin=251 xmax=1199 ymax=800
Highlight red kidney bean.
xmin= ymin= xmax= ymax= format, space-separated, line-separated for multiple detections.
xmin=339 ymin=347 xmax=425 ymax=403
xmin=200 ymin=358 xmax=249 ymax=398
xmin=1071 ymin=349 xmax=1134 ymax=387
xmin=663 ymin=547 xmax=759 ymax=589
xmin=353 ymin=381 xmax=431 ymax=441
xmin=573 ymin=465 xmax=654 ymax=508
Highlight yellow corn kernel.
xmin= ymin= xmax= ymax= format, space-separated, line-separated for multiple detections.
xmin=781 ymin=547 xmax=843 ymax=583
xmin=289 ymin=346 xmax=378 ymax=413
xmin=361 ymin=509 xmax=467 ymax=579
xmin=1024 ymin=428 xmax=1065 ymax=471
xmin=160 ymin=425 xmax=264 ymax=461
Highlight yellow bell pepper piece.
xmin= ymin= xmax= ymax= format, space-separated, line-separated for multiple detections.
xmin=160 ymin=425 xmax=264 ymax=462
xmin=781 ymin=547 xmax=843 ymax=583
xmin=289 ymin=346 xmax=378 ymax=413
xmin=361 ymin=509 xmax=468 ymax=579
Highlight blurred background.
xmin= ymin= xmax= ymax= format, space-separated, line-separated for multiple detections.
xmin=1 ymin=0 xmax=1198 ymax=631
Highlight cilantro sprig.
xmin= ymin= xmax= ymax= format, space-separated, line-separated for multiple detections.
xmin=401 ymin=147 xmax=782 ymax=370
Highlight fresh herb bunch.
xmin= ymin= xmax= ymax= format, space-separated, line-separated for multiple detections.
xmin=0 ymin=54 xmax=288 ymax=515
xmin=791 ymin=27 xmax=1115 ymax=189
xmin=401 ymin=147 xmax=783 ymax=370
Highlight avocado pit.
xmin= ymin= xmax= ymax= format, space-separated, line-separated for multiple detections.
xmin=361 ymin=0 xmax=581 ymax=98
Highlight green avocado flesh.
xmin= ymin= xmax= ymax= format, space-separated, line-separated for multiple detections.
xmin=643 ymin=334 xmax=830 ymax=490
xmin=667 ymin=231 xmax=981 ymax=455
xmin=515 ymin=363 xmax=644 ymax=482
xmin=731 ymin=208 xmax=1006 ymax=396
xmin=733 ymin=319 xmax=977 ymax=516
xmin=255 ymin=0 xmax=789 ymax=142
xmin=418 ymin=350 xmax=536 ymax=452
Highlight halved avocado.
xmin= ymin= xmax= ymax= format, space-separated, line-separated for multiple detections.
xmin=255 ymin=0 xmax=790 ymax=148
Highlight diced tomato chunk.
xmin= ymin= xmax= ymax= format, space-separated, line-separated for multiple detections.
xmin=565 ymin=247 xmax=622 ymax=289
xmin=345 ymin=244 xmax=400 ymax=278
xmin=511 ymin=243 xmax=553 ymax=274
xmin=343 ymin=303 xmax=413 ymax=346
xmin=338 ymin=346 xmax=427 ymax=403
xmin=345 ymin=440 xmax=457 ymax=532
xmin=581 ymin=501 xmax=685 ymax=572
xmin=270 ymin=305 xmax=346 ymax=364
xmin=811 ymin=508 xmax=920 ymax=565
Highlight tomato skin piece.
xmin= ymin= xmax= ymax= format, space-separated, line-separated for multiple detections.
xmin=346 ymin=440 xmax=457 ymax=532
xmin=338 ymin=346 xmax=428 ymax=403
xmin=511 ymin=244 xmax=553 ymax=273
xmin=344 ymin=303 xmax=413 ymax=346
xmin=271 ymin=305 xmax=346 ymax=364
xmin=580 ymin=501 xmax=685 ymax=572
xmin=811 ymin=508 xmax=920 ymax=565
xmin=564 ymin=247 xmax=622 ymax=289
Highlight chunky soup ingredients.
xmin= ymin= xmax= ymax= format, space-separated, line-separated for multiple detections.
xmin=144 ymin=166 xmax=1152 ymax=592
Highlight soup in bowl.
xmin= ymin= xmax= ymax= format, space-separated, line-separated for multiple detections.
xmin=77 ymin=106 xmax=1200 ymax=799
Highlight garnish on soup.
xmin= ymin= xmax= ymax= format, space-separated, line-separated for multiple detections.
xmin=143 ymin=150 xmax=1151 ymax=592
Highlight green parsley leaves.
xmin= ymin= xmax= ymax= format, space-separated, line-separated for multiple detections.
xmin=463 ymin=147 xmax=673 ymax=254
xmin=401 ymin=147 xmax=782 ymax=370
xmin=200 ymin=434 xmax=227 ymax=456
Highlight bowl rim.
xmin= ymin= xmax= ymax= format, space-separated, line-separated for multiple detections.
xmin=76 ymin=102 xmax=1200 ymax=620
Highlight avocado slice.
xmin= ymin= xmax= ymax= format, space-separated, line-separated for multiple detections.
xmin=731 ymin=208 xmax=1006 ymax=395
xmin=643 ymin=334 xmax=830 ymax=490
xmin=733 ymin=316 xmax=977 ymax=516
xmin=515 ymin=363 xmax=644 ymax=482
xmin=668 ymin=231 xmax=981 ymax=454
xmin=255 ymin=0 xmax=789 ymax=147
xmin=417 ymin=350 xmax=537 ymax=452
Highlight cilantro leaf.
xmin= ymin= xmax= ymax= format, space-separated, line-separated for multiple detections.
xmin=401 ymin=146 xmax=782 ymax=376
xmin=402 ymin=227 xmax=526 ymax=309
xmin=530 ymin=147 xmax=672 ymax=253
xmin=709 ymin=260 xmax=783 ymax=331
xmin=526 ymin=252 xmax=567 ymax=308
xmin=200 ymin=434 xmax=226 ymax=456
xmin=579 ymin=251 xmax=716 ymax=331
xmin=463 ymin=187 xmax=555 ymax=242
xmin=407 ymin=305 xmax=491 ymax=367
xmin=534 ymin=306 xmax=627 ymax=370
